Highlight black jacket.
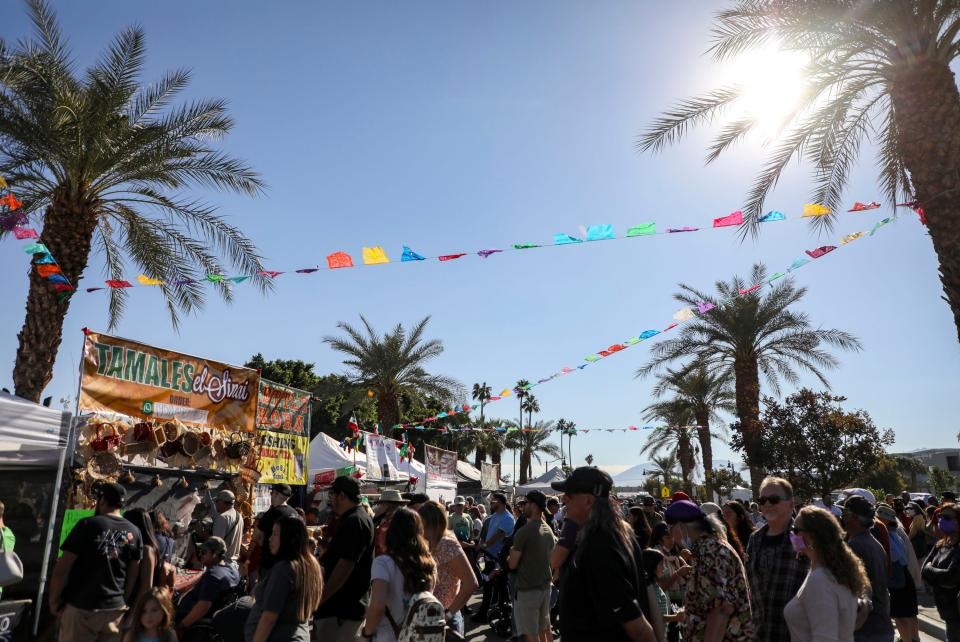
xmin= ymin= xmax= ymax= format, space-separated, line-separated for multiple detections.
xmin=922 ymin=541 xmax=960 ymax=620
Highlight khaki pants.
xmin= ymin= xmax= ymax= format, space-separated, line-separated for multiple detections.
xmin=313 ymin=616 xmax=363 ymax=642
xmin=58 ymin=604 xmax=127 ymax=642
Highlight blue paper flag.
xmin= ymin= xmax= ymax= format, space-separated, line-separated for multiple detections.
xmin=35 ymin=253 xmax=56 ymax=265
xmin=401 ymin=246 xmax=425 ymax=261
xmin=585 ymin=225 xmax=615 ymax=241
xmin=553 ymin=233 xmax=582 ymax=245
xmin=47 ymin=274 xmax=69 ymax=284
xmin=759 ymin=211 xmax=786 ymax=223
xmin=639 ymin=330 xmax=660 ymax=340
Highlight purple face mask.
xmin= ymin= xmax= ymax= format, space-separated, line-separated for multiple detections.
xmin=940 ymin=517 xmax=958 ymax=534
xmin=789 ymin=532 xmax=807 ymax=553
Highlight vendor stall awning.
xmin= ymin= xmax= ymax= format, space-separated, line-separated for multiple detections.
xmin=0 ymin=392 xmax=71 ymax=467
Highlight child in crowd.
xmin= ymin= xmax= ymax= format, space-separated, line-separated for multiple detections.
xmin=642 ymin=548 xmax=684 ymax=642
xmin=123 ymin=587 xmax=178 ymax=642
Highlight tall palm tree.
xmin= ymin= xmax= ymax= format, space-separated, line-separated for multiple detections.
xmin=638 ymin=264 xmax=861 ymax=493
xmin=648 ymin=453 xmax=681 ymax=490
xmin=640 ymin=400 xmax=699 ymax=487
xmin=521 ymin=394 xmax=540 ymax=430
xmin=564 ymin=421 xmax=578 ymax=468
xmin=471 ymin=382 xmax=492 ymax=466
xmin=483 ymin=425 xmax=508 ymax=468
xmin=555 ymin=418 xmax=569 ymax=465
xmin=0 ymin=0 xmax=269 ymax=400
xmin=643 ymin=364 xmax=736 ymax=485
xmin=505 ymin=419 xmax=561 ymax=484
xmin=323 ymin=315 xmax=464 ymax=429
xmin=640 ymin=1 xmax=960 ymax=342
xmin=585 ymin=453 xmax=594 ymax=466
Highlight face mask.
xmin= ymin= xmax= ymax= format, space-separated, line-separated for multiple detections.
xmin=940 ymin=517 xmax=957 ymax=534
xmin=789 ymin=532 xmax=807 ymax=553
xmin=680 ymin=525 xmax=694 ymax=550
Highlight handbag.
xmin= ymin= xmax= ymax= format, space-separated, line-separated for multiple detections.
xmin=0 ymin=527 xmax=23 ymax=588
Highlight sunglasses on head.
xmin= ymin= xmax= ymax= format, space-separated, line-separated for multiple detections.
xmin=758 ymin=495 xmax=785 ymax=506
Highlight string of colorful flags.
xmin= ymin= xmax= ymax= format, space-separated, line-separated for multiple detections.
xmin=2 ymin=174 xmax=917 ymax=297
xmin=386 ymin=206 xmax=901 ymax=433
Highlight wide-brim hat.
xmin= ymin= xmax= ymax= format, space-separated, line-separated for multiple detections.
xmin=376 ymin=489 xmax=409 ymax=505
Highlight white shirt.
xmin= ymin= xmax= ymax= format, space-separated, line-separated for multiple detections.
xmin=783 ymin=566 xmax=858 ymax=642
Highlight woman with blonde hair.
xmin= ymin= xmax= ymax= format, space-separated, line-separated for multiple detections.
xmin=783 ymin=506 xmax=871 ymax=642
xmin=418 ymin=501 xmax=479 ymax=636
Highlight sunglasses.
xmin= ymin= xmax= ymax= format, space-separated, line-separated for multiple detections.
xmin=758 ymin=495 xmax=785 ymax=506
xmin=790 ymin=525 xmax=806 ymax=534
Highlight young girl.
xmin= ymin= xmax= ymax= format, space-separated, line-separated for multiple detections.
xmin=642 ymin=548 xmax=684 ymax=642
xmin=123 ymin=588 xmax=178 ymax=642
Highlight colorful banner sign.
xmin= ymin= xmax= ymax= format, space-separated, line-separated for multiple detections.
xmin=425 ymin=444 xmax=458 ymax=485
xmin=78 ymin=330 xmax=260 ymax=431
xmin=256 ymin=430 xmax=309 ymax=485
xmin=312 ymin=465 xmax=355 ymax=489
xmin=363 ymin=432 xmax=405 ymax=481
xmin=256 ymin=379 xmax=311 ymax=436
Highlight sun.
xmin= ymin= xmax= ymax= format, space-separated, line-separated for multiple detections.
xmin=722 ymin=42 xmax=809 ymax=139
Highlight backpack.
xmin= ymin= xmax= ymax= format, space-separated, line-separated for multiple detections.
xmin=385 ymin=591 xmax=448 ymax=642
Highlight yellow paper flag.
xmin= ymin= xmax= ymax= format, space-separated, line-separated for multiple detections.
xmin=802 ymin=203 xmax=831 ymax=217
xmin=362 ymin=246 xmax=390 ymax=265
xmin=136 ymin=275 xmax=162 ymax=286
xmin=0 ymin=176 xmax=7 ymax=189
xmin=500 ymin=389 xmax=512 ymax=397
xmin=840 ymin=232 xmax=864 ymax=245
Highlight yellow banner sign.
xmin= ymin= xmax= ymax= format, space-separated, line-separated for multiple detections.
xmin=256 ymin=430 xmax=309 ymax=485
xmin=78 ymin=331 xmax=259 ymax=432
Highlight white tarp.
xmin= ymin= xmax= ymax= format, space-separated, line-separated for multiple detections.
xmin=517 ymin=466 xmax=567 ymax=495
xmin=456 ymin=460 xmax=482 ymax=482
xmin=307 ymin=432 xmax=356 ymax=476
xmin=363 ymin=432 xmax=405 ymax=482
xmin=0 ymin=392 xmax=71 ymax=468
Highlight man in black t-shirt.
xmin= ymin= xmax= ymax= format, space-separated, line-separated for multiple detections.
xmin=254 ymin=483 xmax=297 ymax=578
xmin=315 ymin=476 xmax=374 ymax=642
xmin=49 ymin=482 xmax=143 ymax=642
xmin=176 ymin=536 xmax=240 ymax=629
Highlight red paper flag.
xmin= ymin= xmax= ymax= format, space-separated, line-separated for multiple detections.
xmin=848 ymin=201 xmax=881 ymax=212
xmin=53 ymin=284 xmax=74 ymax=292
xmin=663 ymin=322 xmax=678 ymax=332
xmin=805 ymin=246 xmax=836 ymax=259
xmin=607 ymin=344 xmax=626 ymax=352
xmin=259 ymin=270 xmax=284 ymax=277
xmin=36 ymin=264 xmax=61 ymax=278
xmin=712 ymin=210 xmax=743 ymax=228
xmin=105 ymin=280 xmax=133 ymax=288
xmin=739 ymin=284 xmax=761 ymax=295
xmin=0 ymin=194 xmax=22 ymax=210
xmin=326 ymin=252 xmax=354 ymax=269
xmin=439 ymin=253 xmax=466 ymax=261
xmin=598 ymin=350 xmax=612 ymax=357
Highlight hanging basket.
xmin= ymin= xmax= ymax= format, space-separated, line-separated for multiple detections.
xmin=86 ymin=451 xmax=121 ymax=480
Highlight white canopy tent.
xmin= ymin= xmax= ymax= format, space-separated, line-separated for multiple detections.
xmin=0 ymin=392 xmax=71 ymax=467
xmin=516 ymin=466 xmax=567 ymax=495
xmin=307 ymin=432 xmax=425 ymax=484
xmin=456 ymin=460 xmax=481 ymax=482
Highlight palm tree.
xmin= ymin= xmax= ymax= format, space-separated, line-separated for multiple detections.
xmin=585 ymin=454 xmax=594 ymax=466
xmin=638 ymin=265 xmax=861 ymax=494
xmin=323 ymin=315 xmax=464 ymax=429
xmin=0 ymin=1 xmax=269 ymax=401
xmin=640 ymin=400 xmax=699 ymax=487
xmin=895 ymin=456 xmax=928 ymax=490
xmin=564 ymin=421 xmax=578 ymax=468
xmin=521 ymin=395 xmax=540 ymax=430
xmin=483 ymin=425 xmax=508 ymax=468
xmin=471 ymin=382 xmax=492 ymax=466
xmin=640 ymin=1 xmax=960 ymax=342
xmin=556 ymin=418 xmax=569 ymax=465
xmin=505 ymin=420 xmax=561 ymax=484
xmin=648 ymin=453 xmax=681 ymax=490
xmin=644 ymin=364 xmax=735 ymax=486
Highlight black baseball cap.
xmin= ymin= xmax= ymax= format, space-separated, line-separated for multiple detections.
xmin=330 ymin=476 xmax=361 ymax=501
xmin=551 ymin=467 xmax=612 ymax=498
xmin=844 ymin=495 xmax=875 ymax=520
xmin=641 ymin=495 xmax=656 ymax=506
xmin=97 ymin=481 xmax=126 ymax=507
xmin=525 ymin=490 xmax=547 ymax=512
xmin=271 ymin=483 xmax=293 ymax=497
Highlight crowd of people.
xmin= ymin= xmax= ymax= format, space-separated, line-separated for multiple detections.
xmin=38 ymin=471 xmax=960 ymax=642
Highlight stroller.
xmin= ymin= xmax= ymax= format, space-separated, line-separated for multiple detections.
xmin=476 ymin=549 xmax=513 ymax=638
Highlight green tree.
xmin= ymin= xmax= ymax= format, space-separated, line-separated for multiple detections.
xmin=308 ymin=373 xmax=376 ymax=440
xmin=585 ymin=454 xmax=594 ymax=466
xmin=855 ymin=456 xmax=906 ymax=497
xmin=704 ymin=467 xmax=747 ymax=500
xmin=640 ymin=400 xmax=699 ymax=487
xmin=641 ymin=1 xmax=960 ymax=342
xmin=2 ymin=1 xmax=268 ymax=401
xmin=895 ymin=456 xmax=929 ymax=491
xmin=505 ymin=420 xmax=561 ymax=484
xmin=930 ymin=466 xmax=957 ymax=496
xmin=322 ymin=315 xmax=463 ymax=429
xmin=522 ymin=395 xmax=540 ymax=430
xmin=733 ymin=389 xmax=893 ymax=500
xmin=471 ymin=382 xmax=492 ymax=467
xmin=245 ymin=354 xmax=320 ymax=391
xmin=639 ymin=265 xmax=861 ymax=494
xmin=643 ymin=364 xmax=735 ymax=484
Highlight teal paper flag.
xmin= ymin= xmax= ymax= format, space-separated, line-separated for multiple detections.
xmin=768 ymin=272 xmax=786 ymax=283
xmin=788 ymin=258 xmax=810 ymax=271
xmin=35 ymin=253 xmax=56 ymax=265
xmin=227 ymin=276 xmax=250 ymax=284
xmin=870 ymin=217 xmax=894 ymax=236
xmin=553 ymin=233 xmax=582 ymax=245
xmin=759 ymin=211 xmax=786 ymax=223
xmin=586 ymin=224 xmax=615 ymax=241
xmin=626 ymin=223 xmax=656 ymax=237
xmin=23 ymin=243 xmax=48 ymax=254
xmin=639 ymin=330 xmax=659 ymax=340
xmin=401 ymin=246 xmax=425 ymax=261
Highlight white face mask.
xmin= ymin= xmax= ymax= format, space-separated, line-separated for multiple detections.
xmin=680 ymin=525 xmax=694 ymax=550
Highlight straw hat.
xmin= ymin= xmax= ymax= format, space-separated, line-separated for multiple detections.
xmin=376 ymin=489 xmax=409 ymax=505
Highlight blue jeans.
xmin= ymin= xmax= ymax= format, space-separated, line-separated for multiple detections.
xmin=448 ymin=610 xmax=464 ymax=636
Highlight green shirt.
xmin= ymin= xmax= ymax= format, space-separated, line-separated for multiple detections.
xmin=0 ymin=526 xmax=14 ymax=599
xmin=512 ymin=518 xmax=556 ymax=591
xmin=448 ymin=512 xmax=473 ymax=541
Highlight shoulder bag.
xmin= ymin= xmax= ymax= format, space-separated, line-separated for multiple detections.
xmin=0 ymin=528 xmax=23 ymax=587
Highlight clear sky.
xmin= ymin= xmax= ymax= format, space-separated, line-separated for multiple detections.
xmin=2 ymin=1 xmax=958 ymax=480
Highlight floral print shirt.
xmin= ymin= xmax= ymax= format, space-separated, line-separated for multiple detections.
xmin=682 ymin=535 xmax=756 ymax=642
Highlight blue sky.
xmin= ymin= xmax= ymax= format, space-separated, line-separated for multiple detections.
xmin=2 ymin=1 xmax=958 ymax=479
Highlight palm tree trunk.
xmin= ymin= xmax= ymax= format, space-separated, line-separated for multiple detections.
xmin=733 ymin=357 xmax=765 ymax=496
xmin=473 ymin=445 xmax=485 ymax=470
xmin=695 ymin=411 xmax=714 ymax=495
xmin=377 ymin=393 xmax=401 ymax=431
xmin=889 ymin=58 xmax=960 ymax=343
xmin=14 ymin=196 xmax=98 ymax=401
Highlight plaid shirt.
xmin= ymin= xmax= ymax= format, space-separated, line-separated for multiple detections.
xmin=746 ymin=519 xmax=809 ymax=642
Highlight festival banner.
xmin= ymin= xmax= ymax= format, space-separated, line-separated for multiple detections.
xmin=312 ymin=465 xmax=355 ymax=490
xmin=78 ymin=331 xmax=259 ymax=431
xmin=481 ymin=462 xmax=500 ymax=490
xmin=364 ymin=432 xmax=405 ymax=481
xmin=256 ymin=379 xmax=311 ymax=436
xmin=255 ymin=430 xmax=309 ymax=485
xmin=425 ymin=444 xmax=458 ymax=485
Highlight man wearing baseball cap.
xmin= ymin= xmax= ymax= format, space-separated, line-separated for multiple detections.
xmin=202 ymin=487 xmax=243 ymax=566
xmin=176 ymin=536 xmax=240 ymax=629
xmin=842 ymin=495 xmax=895 ymax=641
xmin=508 ymin=490 xmax=556 ymax=642
xmin=254 ymin=483 xmax=297 ymax=577
xmin=50 ymin=482 xmax=144 ymax=642
xmin=472 ymin=491 xmax=515 ymax=622
xmin=551 ymin=467 xmax=657 ymax=642
xmin=448 ymin=496 xmax=472 ymax=542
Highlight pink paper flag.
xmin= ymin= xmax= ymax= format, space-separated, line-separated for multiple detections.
xmin=805 ymin=245 xmax=836 ymax=259
xmin=848 ymin=201 xmax=881 ymax=212
xmin=259 ymin=270 xmax=284 ymax=278
xmin=739 ymin=284 xmax=762 ymax=295
xmin=439 ymin=253 xmax=466 ymax=261
xmin=13 ymin=227 xmax=38 ymax=240
xmin=712 ymin=210 xmax=743 ymax=228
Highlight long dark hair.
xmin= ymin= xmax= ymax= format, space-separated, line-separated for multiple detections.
xmin=650 ymin=521 xmax=674 ymax=551
xmin=724 ymin=501 xmax=755 ymax=547
xmin=149 ymin=510 xmax=172 ymax=537
xmin=576 ymin=497 xmax=636 ymax=563
xmin=274 ymin=516 xmax=323 ymax=621
xmin=124 ymin=508 xmax=159 ymax=551
xmin=628 ymin=506 xmax=652 ymax=548
xmin=385 ymin=508 xmax=436 ymax=593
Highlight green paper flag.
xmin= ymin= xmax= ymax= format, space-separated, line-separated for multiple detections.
xmin=584 ymin=354 xmax=601 ymax=363
xmin=206 ymin=274 xmax=224 ymax=282
xmin=626 ymin=223 xmax=656 ymax=237
xmin=624 ymin=337 xmax=641 ymax=345
xmin=513 ymin=243 xmax=539 ymax=249
xmin=23 ymin=243 xmax=48 ymax=254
